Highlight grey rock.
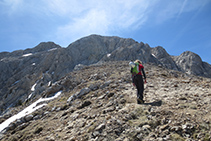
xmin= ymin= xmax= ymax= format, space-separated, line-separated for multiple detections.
xmin=67 ymin=94 xmax=77 ymax=103
xmin=14 ymin=119 xmax=24 ymax=126
xmin=92 ymin=131 xmax=100 ymax=137
xmin=74 ymin=64 xmax=86 ymax=71
xmin=24 ymin=114 xmax=34 ymax=122
xmin=100 ymin=80 xmax=112 ymax=89
xmin=43 ymin=82 xmax=63 ymax=97
xmin=78 ymin=88 xmax=91 ymax=98
xmin=7 ymin=123 xmax=16 ymax=131
xmin=136 ymin=133 xmax=144 ymax=140
xmin=89 ymin=83 xmax=100 ymax=91
xmin=16 ymin=123 xmax=29 ymax=131
xmin=95 ymin=123 xmax=106 ymax=131
xmin=78 ymin=101 xmax=92 ymax=109
xmin=170 ymin=126 xmax=182 ymax=132
xmin=33 ymin=115 xmax=42 ymax=120
xmin=67 ymin=88 xmax=91 ymax=104
xmin=103 ymin=107 xmax=115 ymax=114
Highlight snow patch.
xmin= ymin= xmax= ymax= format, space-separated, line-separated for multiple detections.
xmin=48 ymin=81 xmax=52 ymax=87
xmin=31 ymin=83 xmax=37 ymax=91
xmin=107 ymin=54 xmax=111 ymax=57
xmin=28 ymin=93 xmax=33 ymax=99
xmin=152 ymin=53 xmax=156 ymax=58
xmin=48 ymin=48 xmax=58 ymax=52
xmin=32 ymin=63 xmax=36 ymax=66
xmin=22 ymin=53 xmax=32 ymax=57
xmin=0 ymin=91 xmax=62 ymax=133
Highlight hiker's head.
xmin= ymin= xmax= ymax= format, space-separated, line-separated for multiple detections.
xmin=135 ymin=60 xmax=142 ymax=64
xmin=129 ymin=61 xmax=135 ymax=68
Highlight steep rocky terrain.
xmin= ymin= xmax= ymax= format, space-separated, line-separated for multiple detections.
xmin=0 ymin=61 xmax=210 ymax=141
xmin=0 ymin=35 xmax=211 ymax=116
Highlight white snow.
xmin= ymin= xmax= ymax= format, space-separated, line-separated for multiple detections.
xmin=31 ymin=83 xmax=37 ymax=91
xmin=0 ymin=91 xmax=62 ymax=133
xmin=48 ymin=81 xmax=52 ymax=87
xmin=28 ymin=93 xmax=33 ymax=99
xmin=22 ymin=53 xmax=33 ymax=57
xmin=107 ymin=54 xmax=111 ymax=57
xmin=32 ymin=63 xmax=36 ymax=66
xmin=48 ymin=48 xmax=58 ymax=52
xmin=152 ymin=53 xmax=156 ymax=58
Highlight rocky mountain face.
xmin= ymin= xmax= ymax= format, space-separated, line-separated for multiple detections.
xmin=0 ymin=34 xmax=210 ymax=116
xmin=0 ymin=61 xmax=210 ymax=140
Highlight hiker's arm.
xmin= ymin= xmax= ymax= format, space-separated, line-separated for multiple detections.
xmin=141 ymin=68 xmax=146 ymax=79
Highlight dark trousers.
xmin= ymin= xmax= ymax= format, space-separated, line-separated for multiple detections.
xmin=133 ymin=74 xmax=144 ymax=100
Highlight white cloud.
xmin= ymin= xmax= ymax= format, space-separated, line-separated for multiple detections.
xmin=44 ymin=0 xmax=210 ymax=46
xmin=43 ymin=0 xmax=87 ymax=16
xmin=52 ymin=0 xmax=152 ymax=45
xmin=56 ymin=9 xmax=110 ymax=46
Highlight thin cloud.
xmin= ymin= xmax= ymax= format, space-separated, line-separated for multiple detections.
xmin=41 ymin=0 xmax=211 ymax=46
xmin=53 ymin=0 xmax=152 ymax=45
xmin=169 ymin=0 xmax=210 ymax=49
xmin=0 ymin=0 xmax=210 ymax=48
xmin=176 ymin=0 xmax=188 ymax=21
xmin=56 ymin=9 xmax=110 ymax=46
xmin=152 ymin=0 xmax=210 ymax=24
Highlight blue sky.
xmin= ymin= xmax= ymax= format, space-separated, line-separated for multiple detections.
xmin=0 ymin=0 xmax=211 ymax=64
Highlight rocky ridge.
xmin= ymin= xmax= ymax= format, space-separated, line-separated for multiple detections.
xmin=0 ymin=61 xmax=210 ymax=141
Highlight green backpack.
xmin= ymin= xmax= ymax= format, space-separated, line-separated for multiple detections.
xmin=131 ymin=62 xmax=140 ymax=75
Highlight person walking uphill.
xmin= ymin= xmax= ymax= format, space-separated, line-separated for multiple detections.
xmin=129 ymin=60 xmax=147 ymax=104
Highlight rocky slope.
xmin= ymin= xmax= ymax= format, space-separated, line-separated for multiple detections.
xmin=0 ymin=35 xmax=211 ymax=116
xmin=0 ymin=61 xmax=210 ymax=141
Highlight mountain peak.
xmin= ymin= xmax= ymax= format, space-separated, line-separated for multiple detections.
xmin=26 ymin=42 xmax=62 ymax=53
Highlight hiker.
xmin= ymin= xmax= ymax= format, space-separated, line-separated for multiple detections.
xmin=129 ymin=60 xmax=147 ymax=104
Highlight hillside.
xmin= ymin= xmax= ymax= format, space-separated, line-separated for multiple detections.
xmin=0 ymin=61 xmax=210 ymax=140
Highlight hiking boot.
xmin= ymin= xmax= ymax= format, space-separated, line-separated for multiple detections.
xmin=137 ymin=98 xmax=144 ymax=104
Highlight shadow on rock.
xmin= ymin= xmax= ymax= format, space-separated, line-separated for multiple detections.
xmin=143 ymin=100 xmax=162 ymax=106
